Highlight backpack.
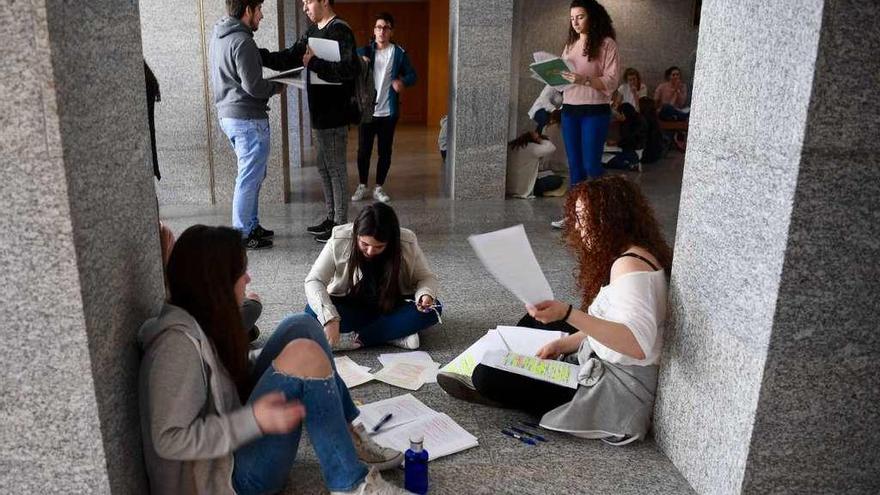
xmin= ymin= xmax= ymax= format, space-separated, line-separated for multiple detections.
xmin=327 ymin=18 xmax=376 ymax=125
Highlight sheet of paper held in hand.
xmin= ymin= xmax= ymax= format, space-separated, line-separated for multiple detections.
xmin=356 ymin=393 xmax=435 ymax=431
xmin=307 ymin=37 xmax=342 ymax=85
xmin=373 ymin=361 xmax=430 ymax=390
xmin=468 ymin=225 xmax=554 ymax=306
xmin=267 ymin=67 xmax=304 ymax=87
xmin=482 ymin=350 xmax=580 ymax=389
xmin=333 ymin=356 xmax=374 ymax=388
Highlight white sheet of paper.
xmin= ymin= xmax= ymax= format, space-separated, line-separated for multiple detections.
xmin=333 ymin=356 xmax=374 ymax=388
xmin=481 ymin=350 xmax=580 ymax=389
xmin=440 ymin=329 xmax=508 ymax=377
xmin=373 ymin=361 xmax=429 ymax=390
xmin=468 ymin=225 xmax=554 ymax=306
xmin=355 ymin=393 xmax=435 ymax=432
xmin=495 ymin=326 xmax=566 ymax=356
xmin=377 ymin=351 xmax=440 ymax=383
xmin=371 ymin=413 xmax=478 ymax=461
xmin=307 ymin=37 xmax=343 ymax=86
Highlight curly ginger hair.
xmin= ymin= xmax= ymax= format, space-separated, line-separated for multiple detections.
xmin=562 ymin=176 xmax=672 ymax=309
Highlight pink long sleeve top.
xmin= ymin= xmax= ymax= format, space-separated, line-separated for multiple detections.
xmin=561 ymin=37 xmax=620 ymax=106
xmin=653 ymin=82 xmax=688 ymax=108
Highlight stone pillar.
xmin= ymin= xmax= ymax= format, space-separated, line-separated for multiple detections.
xmin=1 ymin=1 xmax=165 ymax=492
xmin=446 ymin=0 xmax=514 ymax=199
xmin=654 ymin=1 xmax=880 ymax=493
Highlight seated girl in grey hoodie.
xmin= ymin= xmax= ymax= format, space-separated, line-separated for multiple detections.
xmin=138 ymin=225 xmax=410 ymax=494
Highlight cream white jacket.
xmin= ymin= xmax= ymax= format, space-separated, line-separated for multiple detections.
xmin=305 ymin=223 xmax=439 ymax=325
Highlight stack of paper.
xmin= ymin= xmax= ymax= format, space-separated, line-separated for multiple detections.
xmin=377 ymin=351 xmax=441 ymax=383
xmin=334 ymin=356 xmax=374 ymax=388
xmin=441 ymin=326 xmax=566 ymax=379
xmin=356 ymin=394 xmax=479 ymax=461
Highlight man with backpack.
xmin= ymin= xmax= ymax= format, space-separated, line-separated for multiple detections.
xmin=351 ymin=12 xmax=417 ymax=205
xmin=260 ymin=0 xmax=358 ymax=243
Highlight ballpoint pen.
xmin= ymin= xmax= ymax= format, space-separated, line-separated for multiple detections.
xmin=372 ymin=413 xmax=394 ymax=433
xmin=510 ymin=426 xmax=547 ymax=442
xmin=501 ymin=429 xmax=536 ymax=445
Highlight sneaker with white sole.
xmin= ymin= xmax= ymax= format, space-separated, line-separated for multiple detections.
xmin=373 ymin=185 xmax=391 ymax=203
xmin=437 ymin=371 xmax=503 ymax=407
xmin=388 ymin=333 xmax=420 ymax=350
xmin=332 ymin=332 xmax=363 ymax=352
xmin=350 ymin=423 xmax=404 ymax=470
xmin=351 ymin=184 xmax=369 ymax=201
xmin=550 ymin=218 xmax=565 ymax=229
xmin=331 ymin=467 xmax=413 ymax=495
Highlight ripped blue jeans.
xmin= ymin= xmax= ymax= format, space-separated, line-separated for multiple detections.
xmin=232 ymin=313 xmax=368 ymax=494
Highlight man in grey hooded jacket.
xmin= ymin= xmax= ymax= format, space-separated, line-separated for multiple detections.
xmin=209 ymin=0 xmax=281 ymax=250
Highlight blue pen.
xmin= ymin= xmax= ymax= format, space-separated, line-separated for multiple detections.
xmin=372 ymin=413 xmax=393 ymax=433
xmin=501 ymin=429 xmax=536 ymax=445
xmin=510 ymin=426 xmax=547 ymax=442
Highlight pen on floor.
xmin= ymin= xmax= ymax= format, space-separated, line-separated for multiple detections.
xmin=510 ymin=426 xmax=547 ymax=442
xmin=501 ymin=429 xmax=536 ymax=445
xmin=372 ymin=413 xmax=393 ymax=433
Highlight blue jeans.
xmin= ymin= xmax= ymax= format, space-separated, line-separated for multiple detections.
xmin=561 ymin=111 xmax=611 ymax=185
xmin=232 ymin=313 xmax=367 ymax=494
xmin=220 ymin=118 xmax=270 ymax=237
xmin=305 ymin=295 xmax=442 ymax=346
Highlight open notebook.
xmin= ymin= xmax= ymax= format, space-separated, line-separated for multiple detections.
xmin=441 ymin=326 xmax=566 ymax=379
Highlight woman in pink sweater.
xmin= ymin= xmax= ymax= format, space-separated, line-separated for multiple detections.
xmin=552 ymin=0 xmax=619 ymax=229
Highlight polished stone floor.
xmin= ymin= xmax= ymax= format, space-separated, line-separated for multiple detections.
xmin=159 ymin=126 xmax=693 ymax=494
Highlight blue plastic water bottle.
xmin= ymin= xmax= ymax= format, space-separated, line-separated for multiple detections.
xmin=404 ymin=435 xmax=429 ymax=494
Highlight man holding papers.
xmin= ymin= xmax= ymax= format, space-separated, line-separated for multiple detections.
xmin=209 ymin=0 xmax=283 ymax=250
xmin=260 ymin=0 xmax=359 ymax=242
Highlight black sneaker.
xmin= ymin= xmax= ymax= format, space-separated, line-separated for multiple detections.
xmin=315 ymin=230 xmax=332 ymax=243
xmin=243 ymin=235 xmax=273 ymax=250
xmin=306 ymin=218 xmax=335 ymax=235
xmin=252 ymin=225 xmax=274 ymax=239
xmin=437 ymin=371 xmax=503 ymax=407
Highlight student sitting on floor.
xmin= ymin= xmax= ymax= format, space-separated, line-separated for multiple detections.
xmin=305 ymin=202 xmax=441 ymax=351
xmin=506 ymin=130 xmax=557 ymax=198
xmin=139 ymin=225 xmax=407 ymax=495
xmin=603 ymin=102 xmax=646 ymax=172
xmin=654 ymin=65 xmax=690 ymax=121
xmin=438 ymin=176 xmax=671 ymax=445
xmin=638 ymin=96 xmax=665 ymax=165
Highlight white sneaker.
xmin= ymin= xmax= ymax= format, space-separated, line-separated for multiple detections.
xmin=331 ymin=467 xmax=413 ymax=495
xmin=332 ymin=332 xmax=363 ymax=352
xmin=351 ymin=184 xmax=369 ymax=201
xmin=350 ymin=423 xmax=404 ymax=470
xmin=373 ymin=186 xmax=391 ymax=203
xmin=551 ymin=219 xmax=565 ymax=229
xmin=388 ymin=333 xmax=420 ymax=350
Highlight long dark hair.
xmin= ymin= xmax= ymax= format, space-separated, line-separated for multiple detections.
xmin=566 ymin=0 xmax=616 ymax=60
xmin=562 ymin=176 xmax=672 ymax=308
xmin=508 ymin=131 xmax=547 ymax=151
xmin=167 ymin=225 xmax=251 ymax=401
xmin=346 ymin=203 xmax=402 ymax=313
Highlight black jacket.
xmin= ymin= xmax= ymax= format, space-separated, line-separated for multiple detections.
xmin=260 ymin=18 xmax=357 ymax=130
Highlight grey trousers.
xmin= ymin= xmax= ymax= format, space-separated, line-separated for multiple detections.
xmin=313 ymin=126 xmax=349 ymax=224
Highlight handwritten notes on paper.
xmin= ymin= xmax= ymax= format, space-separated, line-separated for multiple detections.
xmin=482 ymin=350 xmax=579 ymax=389
xmin=333 ymin=356 xmax=374 ymax=389
xmin=356 ymin=393 xmax=436 ymax=432
xmin=441 ymin=327 xmax=566 ymax=379
xmin=373 ymin=362 xmax=430 ymax=391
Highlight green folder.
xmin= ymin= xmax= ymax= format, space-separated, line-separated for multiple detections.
xmin=529 ymin=58 xmax=571 ymax=87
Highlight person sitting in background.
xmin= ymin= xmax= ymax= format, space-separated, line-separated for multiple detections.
xmin=638 ymin=96 xmax=665 ymax=165
xmin=139 ymin=225 xmax=407 ymax=495
xmin=305 ymin=203 xmax=442 ymax=351
xmin=438 ymin=176 xmax=672 ymax=446
xmin=506 ymin=130 xmax=557 ymax=198
xmin=528 ymin=85 xmax=564 ymax=134
xmin=654 ymin=66 xmax=689 ymax=121
xmin=613 ymin=67 xmax=647 ymax=111
xmin=603 ymin=103 xmax=645 ymax=172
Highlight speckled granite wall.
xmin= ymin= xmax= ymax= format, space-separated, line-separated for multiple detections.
xmin=1 ymin=1 xmax=165 ymax=493
xmin=511 ymin=0 xmax=700 ymax=137
xmin=655 ymin=0 xmax=880 ymax=493
xmin=141 ymin=0 xmax=286 ymax=206
xmin=447 ymin=0 xmax=513 ymax=199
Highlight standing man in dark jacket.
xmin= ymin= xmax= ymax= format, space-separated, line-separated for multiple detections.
xmin=350 ymin=12 xmax=417 ymax=204
xmin=209 ymin=0 xmax=282 ymax=250
xmin=260 ymin=0 xmax=358 ymax=243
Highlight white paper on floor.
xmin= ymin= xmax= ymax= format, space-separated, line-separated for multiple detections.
xmin=373 ymin=361 xmax=431 ymax=390
xmin=377 ymin=351 xmax=441 ymax=383
xmin=355 ymin=393 xmax=435 ymax=432
xmin=333 ymin=356 xmax=374 ymax=388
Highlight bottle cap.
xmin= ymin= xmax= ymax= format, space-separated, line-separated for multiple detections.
xmin=409 ymin=435 xmax=424 ymax=452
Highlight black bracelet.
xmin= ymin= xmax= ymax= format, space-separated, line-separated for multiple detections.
xmin=561 ymin=304 xmax=573 ymax=323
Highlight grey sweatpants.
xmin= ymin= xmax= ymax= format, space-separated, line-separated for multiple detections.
xmin=313 ymin=126 xmax=349 ymax=224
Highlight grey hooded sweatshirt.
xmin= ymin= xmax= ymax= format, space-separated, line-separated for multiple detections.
xmin=138 ymin=303 xmax=262 ymax=495
xmin=209 ymin=16 xmax=279 ymax=120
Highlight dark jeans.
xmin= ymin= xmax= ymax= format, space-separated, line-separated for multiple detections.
xmin=472 ymin=313 xmax=579 ymax=416
xmin=658 ymin=104 xmax=689 ymax=122
xmin=305 ymin=295 xmax=442 ymax=346
xmin=357 ymin=115 xmax=399 ymax=186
